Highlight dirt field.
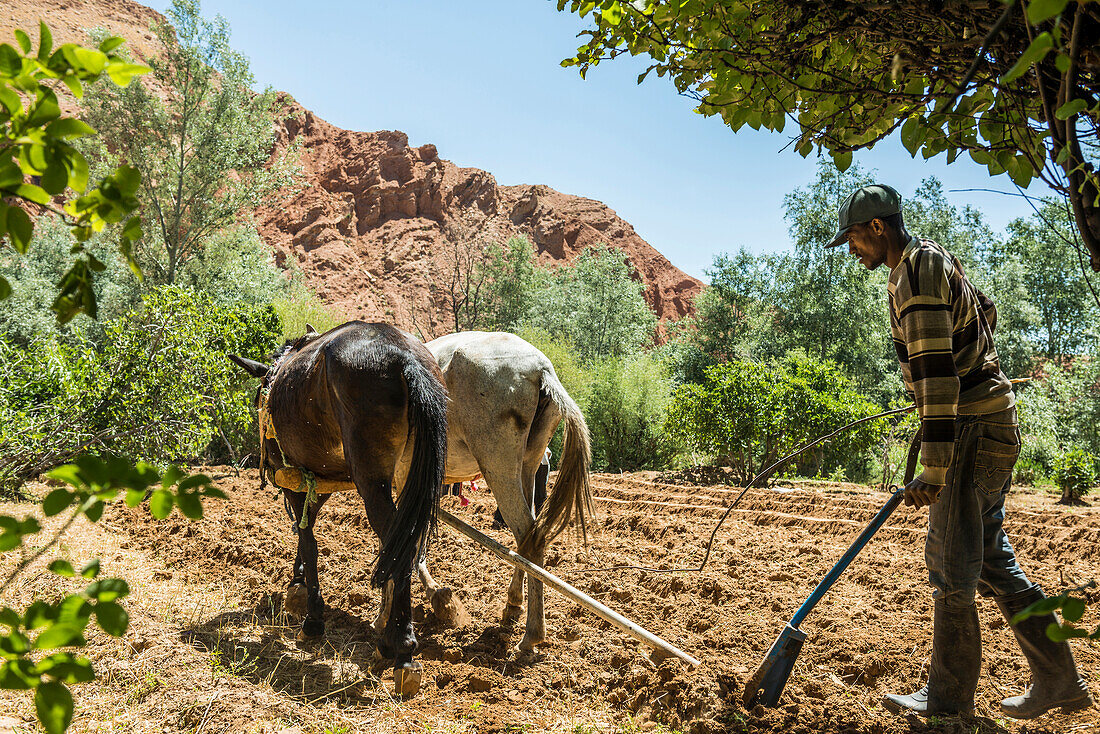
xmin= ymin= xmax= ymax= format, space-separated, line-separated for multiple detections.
xmin=2 ymin=470 xmax=1099 ymax=734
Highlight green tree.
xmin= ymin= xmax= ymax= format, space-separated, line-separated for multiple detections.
xmin=480 ymin=235 xmax=545 ymax=331
xmin=584 ymin=353 xmax=678 ymax=471
xmin=536 ymin=245 xmax=657 ymax=362
xmin=556 ymin=0 xmax=1100 ymax=272
xmin=81 ymin=0 xmax=298 ymax=284
xmin=0 ymin=23 xmax=147 ymax=322
xmin=996 ymin=200 xmax=1099 ymax=361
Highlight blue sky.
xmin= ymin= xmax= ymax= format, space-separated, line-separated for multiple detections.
xmin=146 ymin=0 xmax=1035 ymax=281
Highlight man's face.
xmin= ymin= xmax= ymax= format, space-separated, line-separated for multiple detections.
xmin=845 ymin=220 xmax=889 ymax=270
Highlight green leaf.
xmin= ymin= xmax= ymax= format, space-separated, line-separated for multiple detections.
xmin=45 ymin=118 xmax=95 ymax=139
xmin=1055 ymin=98 xmax=1088 ymax=120
xmin=11 ymin=183 xmax=52 ymax=206
xmin=831 ymin=150 xmax=853 ymax=173
xmin=0 ymin=659 xmax=38 ymax=689
xmin=1046 ymin=621 xmax=1089 ymax=642
xmin=35 ymin=653 xmax=94 ymax=684
xmin=37 ymin=22 xmax=53 ymax=62
xmin=14 ymin=30 xmax=31 ymax=55
xmin=32 ymin=623 xmax=85 ymax=651
xmin=175 ymin=491 xmax=203 ymax=520
xmin=160 ymin=466 xmax=185 ymax=490
xmin=22 ymin=601 xmax=53 ymax=629
xmin=6 ymin=206 xmax=32 ymax=254
xmin=0 ymin=85 xmax=20 ymax=115
xmin=0 ymin=608 xmax=19 ymax=629
xmin=105 ymin=62 xmax=150 ymax=87
xmin=149 ymin=489 xmax=174 ymax=519
xmin=47 ymin=560 xmax=74 ymax=578
xmin=1002 ymin=33 xmax=1053 ymax=84
xmin=900 ymin=117 xmax=921 ymax=156
xmin=0 ymin=45 xmax=20 ymax=77
xmin=93 ymin=602 xmax=128 ymax=637
xmin=1012 ymin=594 xmax=1064 ymax=624
xmin=45 ymin=465 xmax=82 ymax=488
xmin=86 ymin=578 xmax=129 ymax=604
xmin=41 ymin=161 xmax=68 ymax=196
xmin=1062 ymin=596 xmax=1086 ymax=623
xmin=0 ymin=275 xmax=10 ymax=301
xmin=83 ymin=500 xmax=104 ymax=523
xmin=1027 ymin=0 xmax=1070 ymax=24
xmin=124 ymin=488 xmax=147 ymax=508
xmin=35 ymin=680 xmax=73 ymax=734
xmin=42 ymin=489 xmax=73 ymax=517
xmin=177 ymin=475 xmax=212 ymax=492
xmin=79 ymin=559 xmax=100 ymax=580
xmin=98 ymin=36 xmax=125 ymax=54
xmin=61 ymin=75 xmax=83 ymax=99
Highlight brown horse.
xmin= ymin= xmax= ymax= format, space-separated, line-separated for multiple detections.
xmin=229 ymin=321 xmax=446 ymax=695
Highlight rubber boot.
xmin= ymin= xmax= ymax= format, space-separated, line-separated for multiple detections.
xmin=997 ymin=587 xmax=1093 ymax=719
xmin=883 ymin=601 xmax=981 ymax=717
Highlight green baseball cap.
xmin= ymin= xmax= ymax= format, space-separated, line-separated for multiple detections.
xmin=825 ymin=184 xmax=902 ymax=248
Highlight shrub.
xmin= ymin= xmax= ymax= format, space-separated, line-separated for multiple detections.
xmin=585 ymin=353 xmax=678 ymax=471
xmin=666 ymin=354 xmax=886 ymax=483
xmin=272 ymin=283 xmax=349 ymax=342
xmin=0 ymin=287 xmax=281 ymax=489
xmin=1053 ymin=448 xmax=1098 ymax=505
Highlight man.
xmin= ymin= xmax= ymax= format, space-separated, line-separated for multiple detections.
xmin=826 ymin=184 xmax=1092 ymax=719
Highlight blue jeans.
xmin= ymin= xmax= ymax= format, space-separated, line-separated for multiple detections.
xmin=925 ymin=406 xmax=1035 ymax=607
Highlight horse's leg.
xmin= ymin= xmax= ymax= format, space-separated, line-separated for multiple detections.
xmin=418 ymin=557 xmax=471 ymax=627
xmin=283 ymin=489 xmax=331 ymax=639
xmin=484 ymin=463 xmax=546 ymax=651
xmin=355 ymin=479 xmax=420 ymax=692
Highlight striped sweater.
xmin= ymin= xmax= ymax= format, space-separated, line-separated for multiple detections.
xmin=888 ymin=237 xmax=1015 ymax=485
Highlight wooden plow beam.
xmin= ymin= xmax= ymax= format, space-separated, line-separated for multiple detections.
xmin=438 ymin=509 xmax=701 ymax=668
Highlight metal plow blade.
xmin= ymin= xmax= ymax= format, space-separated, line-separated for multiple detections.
xmin=742 ymin=623 xmax=808 ymax=709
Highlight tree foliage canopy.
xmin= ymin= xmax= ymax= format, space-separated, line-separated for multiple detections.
xmin=557 ymin=0 xmax=1100 ymax=270
xmin=81 ymin=0 xmax=297 ymax=284
xmin=0 ymin=22 xmax=148 ymax=321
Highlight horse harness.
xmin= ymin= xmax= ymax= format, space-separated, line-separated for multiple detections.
xmin=257 ymin=386 xmax=356 ymax=530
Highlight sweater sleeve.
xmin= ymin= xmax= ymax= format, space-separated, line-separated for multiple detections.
xmin=894 ymin=251 xmax=960 ymax=485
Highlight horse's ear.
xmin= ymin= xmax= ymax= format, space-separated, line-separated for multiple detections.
xmin=227 ymin=354 xmax=270 ymax=378
xmin=305 ymin=323 xmax=318 ymax=334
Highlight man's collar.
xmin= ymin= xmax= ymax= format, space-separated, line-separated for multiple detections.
xmin=889 ymin=235 xmax=920 ymax=276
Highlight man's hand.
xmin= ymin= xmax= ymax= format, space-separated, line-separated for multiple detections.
xmin=903 ymin=478 xmax=944 ymax=508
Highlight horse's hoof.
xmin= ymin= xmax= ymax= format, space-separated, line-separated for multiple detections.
xmin=501 ymin=604 xmax=523 ymax=627
xmin=285 ymin=583 xmax=309 ymax=617
xmin=298 ymin=617 xmax=324 ymax=640
xmin=516 ymin=632 xmax=545 ymax=652
xmin=431 ymin=588 xmax=472 ymax=628
xmin=394 ymin=660 xmax=423 ymax=697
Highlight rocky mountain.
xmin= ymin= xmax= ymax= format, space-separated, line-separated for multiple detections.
xmin=3 ymin=0 xmax=703 ymax=336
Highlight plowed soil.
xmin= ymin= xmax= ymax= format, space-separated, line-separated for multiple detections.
xmin=3 ymin=471 xmax=1099 ymax=734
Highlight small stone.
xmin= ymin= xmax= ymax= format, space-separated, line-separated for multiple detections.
xmin=469 ymin=672 xmax=493 ymax=692
xmin=277 ymin=728 xmax=304 ymax=734
xmin=442 ymin=647 xmax=463 ymax=663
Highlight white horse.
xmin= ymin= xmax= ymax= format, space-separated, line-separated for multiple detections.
xmin=398 ymin=331 xmax=594 ymax=652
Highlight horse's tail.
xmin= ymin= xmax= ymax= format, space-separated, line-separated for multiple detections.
xmin=372 ymin=357 xmax=447 ymax=588
xmin=524 ymin=368 xmax=593 ymax=555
